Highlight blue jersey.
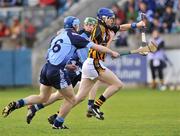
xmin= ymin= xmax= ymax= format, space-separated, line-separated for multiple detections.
xmin=40 ymin=29 xmax=94 ymax=89
xmin=46 ymin=29 xmax=93 ymax=68
xmin=76 ymin=30 xmax=91 ymax=63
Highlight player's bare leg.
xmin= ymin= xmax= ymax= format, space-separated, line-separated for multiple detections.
xmin=2 ymin=84 xmax=52 ymax=118
xmin=48 ymin=79 xmax=96 ymax=125
xmin=27 ymin=91 xmax=63 ymax=124
xmin=76 ymin=78 xmax=97 ymax=105
xmin=98 ymin=68 xmax=123 ymax=99
xmin=73 ymin=78 xmax=106 ymax=119
xmin=52 ymin=85 xmax=76 ymax=129
xmin=90 ymin=68 xmax=123 ymax=119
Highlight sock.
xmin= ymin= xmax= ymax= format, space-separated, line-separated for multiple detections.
xmin=16 ymin=99 xmax=26 ymax=108
xmin=34 ymin=104 xmax=44 ymax=111
xmin=29 ymin=105 xmax=36 ymax=113
xmin=53 ymin=116 xmax=64 ymax=127
xmin=88 ymin=100 xmax=94 ymax=109
xmin=94 ymin=95 xmax=106 ymax=108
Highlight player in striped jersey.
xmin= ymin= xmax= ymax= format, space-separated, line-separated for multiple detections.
xmin=77 ymin=7 xmax=146 ymax=120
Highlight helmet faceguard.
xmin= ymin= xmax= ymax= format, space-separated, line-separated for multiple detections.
xmin=97 ymin=7 xmax=115 ymax=22
xmin=64 ymin=16 xmax=80 ymax=30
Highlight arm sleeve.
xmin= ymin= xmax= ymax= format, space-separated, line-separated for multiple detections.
xmin=109 ymin=25 xmax=120 ymax=34
xmin=68 ymin=31 xmax=94 ymax=49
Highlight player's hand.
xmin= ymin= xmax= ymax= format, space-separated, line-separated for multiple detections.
xmin=65 ymin=64 xmax=77 ymax=71
xmin=111 ymin=51 xmax=119 ymax=58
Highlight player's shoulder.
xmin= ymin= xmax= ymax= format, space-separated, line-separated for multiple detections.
xmin=78 ymin=29 xmax=85 ymax=35
xmin=66 ymin=29 xmax=78 ymax=34
xmin=67 ymin=29 xmax=82 ymax=39
xmin=92 ymin=23 xmax=103 ymax=37
xmin=95 ymin=23 xmax=104 ymax=32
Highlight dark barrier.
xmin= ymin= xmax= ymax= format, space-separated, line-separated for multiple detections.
xmin=0 ymin=50 xmax=32 ymax=86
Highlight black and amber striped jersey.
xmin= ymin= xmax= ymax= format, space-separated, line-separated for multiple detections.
xmin=88 ymin=23 xmax=110 ymax=61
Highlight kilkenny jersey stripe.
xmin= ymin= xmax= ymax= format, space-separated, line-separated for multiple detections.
xmin=88 ymin=24 xmax=108 ymax=61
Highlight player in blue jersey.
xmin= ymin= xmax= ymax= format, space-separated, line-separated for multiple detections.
xmin=2 ymin=16 xmax=119 ymax=129
xmin=25 ymin=17 xmax=98 ymax=124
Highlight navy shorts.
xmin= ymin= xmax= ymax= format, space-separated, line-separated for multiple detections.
xmin=40 ymin=63 xmax=71 ymax=89
xmin=68 ymin=71 xmax=82 ymax=87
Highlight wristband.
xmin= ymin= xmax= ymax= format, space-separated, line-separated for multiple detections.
xmin=131 ymin=22 xmax=137 ymax=29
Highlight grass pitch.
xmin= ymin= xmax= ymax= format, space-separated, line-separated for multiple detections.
xmin=0 ymin=87 xmax=180 ymax=136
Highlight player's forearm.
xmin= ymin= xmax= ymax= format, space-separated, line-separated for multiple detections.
xmin=119 ymin=24 xmax=131 ymax=31
xmin=119 ymin=21 xmax=145 ymax=31
xmin=91 ymin=44 xmax=113 ymax=55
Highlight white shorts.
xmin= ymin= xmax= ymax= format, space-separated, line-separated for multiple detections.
xmin=82 ymin=58 xmax=106 ymax=80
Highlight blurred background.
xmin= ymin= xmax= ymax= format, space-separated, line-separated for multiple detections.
xmin=0 ymin=0 xmax=180 ymax=91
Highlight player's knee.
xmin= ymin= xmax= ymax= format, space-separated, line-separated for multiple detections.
xmin=79 ymin=96 xmax=86 ymax=102
xmin=67 ymin=96 xmax=76 ymax=106
xmin=57 ymin=94 xmax=63 ymax=100
xmin=114 ymin=82 xmax=123 ymax=91
xmin=71 ymin=97 xmax=76 ymax=105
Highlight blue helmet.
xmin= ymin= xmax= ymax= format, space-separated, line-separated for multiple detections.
xmin=64 ymin=16 xmax=80 ymax=29
xmin=97 ymin=7 xmax=115 ymax=20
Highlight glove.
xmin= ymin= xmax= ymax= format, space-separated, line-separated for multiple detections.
xmin=109 ymin=25 xmax=120 ymax=34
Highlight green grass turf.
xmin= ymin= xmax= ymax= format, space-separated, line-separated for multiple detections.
xmin=0 ymin=87 xmax=180 ymax=136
